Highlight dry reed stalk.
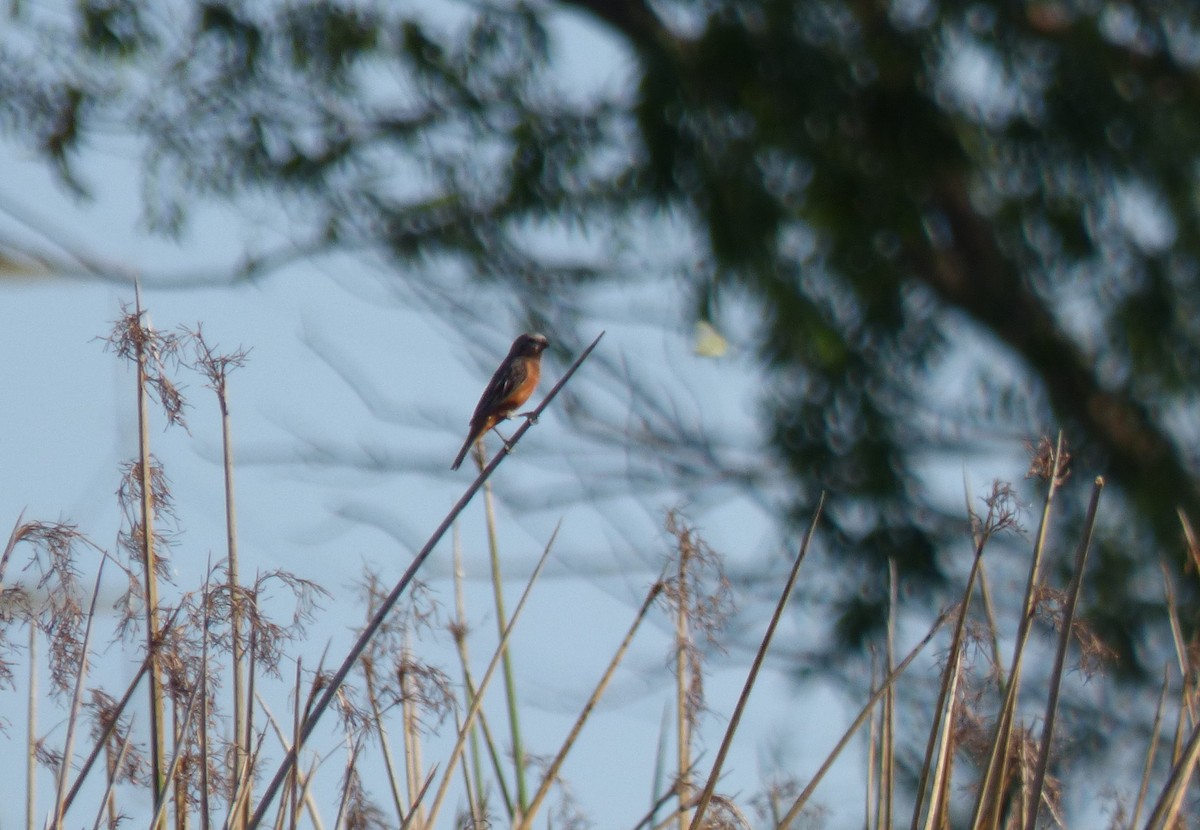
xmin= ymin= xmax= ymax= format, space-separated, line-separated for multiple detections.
xmin=1130 ymin=667 xmax=1171 ymax=829
xmin=360 ymin=656 xmax=406 ymax=824
xmin=516 ymin=578 xmax=665 ymax=829
xmin=1166 ymin=523 xmax=1199 ymax=730
xmin=1143 ymin=713 xmax=1200 ymax=830
xmin=191 ymin=326 xmax=251 ymax=830
xmin=25 ymin=621 xmax=37 ymax=830
xmin=778 ymin=607 xmax=952 ymax=829
xmin=1161 ymin=570 xmax=1194 ymax=729
xmin=148 ymin=662 xmax=207 ymax=830
xmin=961 ymin=474 xmax=1006 ymax=696
xmin=49 ymin=559 xmax=106 ymax=830
xmin=877 ymin=557 xmax=898 ymax=830
xmin=647 ymin=703 xmax=671 ymax=830
xmin=969 ymin=433 xmax=1068 ymax=830
xmin=287 ymin=657 xmax=304 ymax=830
xmin=920 ymin=646 xmax=963 ymax=830
xmin=867 ymin=653 xmax=878 ymax=830
xmin=629 ymin=780 xmax=693 ymax=830
xmin=253 ymin=694 xmax=326 ymax=830
xmin=450 ymin=612 xmax=513 ymax=822
xmin=232 ymin=619 xmax=260 ymax=825
xmin=911 ymin=479 xmax=1021 ymax=830
xmin=89 ymin=729 xmax=133 ymax=830
xmin=399 ymin=766 xmax=437 ymax=830
xmin=332 ymin=734 xmax=366 ymax=830
xmin=450 ymin=533 xmax=498 ymax=824
xmin=449 ymin=707 xmax=480 ymax=827
xmin=1024 ymin=476 xmax=1103 ymax=828
xmin=479 ymin=467 xmax=531 ymax=817
xmin=675 ymin=535 xmax=692 ymax=830
xmin=399 ymin=635 xmax=428 ymax=828
xmin=0 ymin=511 xmax=30 ymax=583
xmin=423 ymin=524 xmax=559 ymax=826
xmin=59 ymin=604 xmax=184 ymax=815
xmin=688 ymin=493 xmax=825 ymax=830
xmin=132 ymin=290 xmax=168 ymax=818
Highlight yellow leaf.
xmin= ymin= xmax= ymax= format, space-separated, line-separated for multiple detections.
xmin=693 ymin=319 xmax=728 ymax=358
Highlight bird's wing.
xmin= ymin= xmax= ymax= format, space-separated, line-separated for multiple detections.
xmin=472 ymin=359 xmax=528 ymax=422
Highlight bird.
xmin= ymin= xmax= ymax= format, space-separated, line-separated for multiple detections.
xmin=451 ymin=332 xmax=550 ymax=470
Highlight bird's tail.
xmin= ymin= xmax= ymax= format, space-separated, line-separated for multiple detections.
xmin=451 ymin=435 xmax=476 ymax=471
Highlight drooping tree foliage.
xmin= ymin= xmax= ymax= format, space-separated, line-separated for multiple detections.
xmin=4 ymin=0 xmax=1200 ymax=677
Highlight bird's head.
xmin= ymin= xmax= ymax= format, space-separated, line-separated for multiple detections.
xmin=511 ymin=332 xmax=549 ymax=357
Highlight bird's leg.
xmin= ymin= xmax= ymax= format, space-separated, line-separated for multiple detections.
xmin=517 ymin=409 xmax=540 ymax=424
xmin=490 ymin=424 xmax=515 ymax=450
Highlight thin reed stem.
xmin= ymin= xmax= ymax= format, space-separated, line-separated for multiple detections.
xmin=878 ymin=557 xmax=897 ymax=830
xmin=675 ymin=541 xmax=691 ymax=830
xmin=361 ymin=658 xmax=406 ymax=824
xmin=148 ymin=677 xmax=207 ymax=830
xmin=88 ymin=731 xmax=132 ymax=830
xmin=911 ymin=484 xmax=1009 ymax=830
xmin=1142 ymin=710 xmax=1200 ymax=830
xmin=969 ymin=432 xmax=1067 ymax=830
xmin=25 ymin=620 xmax=37 ymax=830
xmin=481 ymin=468 xmax=530 ymax=817
xmin=1025 ymin=476 xmax=1104 ymax=828
xmin=516 ymin=578 xmax=665 ymax=829
xmin=689 ymin=493 xmax=825 ymax=830
xmin=451 ymin=533 xmax=497 ymax=824
xmin=50 ymin=558 xmax=106 ymax=830
xmin=424 ymin=524 xmax=560 ymax=826
xmin=1130 ymin=666 xmax=1171 ymax=830
xmin=133 ymin=287 xmax=168 ymax=820
xmin=778 ymin=608 xmax=951 ymax=829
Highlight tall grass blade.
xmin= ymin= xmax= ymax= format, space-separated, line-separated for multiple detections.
xmin=451 ymin=531 xmax=504 ymax=823
xmin=424 ymin=524 xmax=560 ymax=827
xmin=919 ymin=647 xmax=963 ymax=830
xmin=481 ymin=468 xmax=530 ymax=815
xmin=1025 ymin=476 xmax=1103 ymax=828
xmin=675 ymin=536 xmax=692 ymax=830
xmin=147 ymin=675 xmax=206 ymax=830
xmin=49 ymin=557 xmax=105 ymax=830
xmin=969 ymin=432 xmax=1067 ymax=830
xmin=1142 ymin=714 xmax=1200 ymax=830
xmin=688 ymin=493 xmax=825 ymax=830
xmin=910 ymin=492 xmax=998 ymax=830
xmin=517 ymin=579 xmax=665 ymax=829
xmin=25 ymin=620 xmax=37 ymax=830
xmin=1130 ymin=666 xmax=1171 ymax=830
xmin=88 ymin=730 xmax=132 ymax=830
xmin=132 ymin=287 xmax=168 ymax=818
xmin=778 ymin=608 xmax=951 ymax=829
xmin=877 ymin=557 xmax=897 ymax=830
xmin=361 ymin=657 xmax=405 ymax=823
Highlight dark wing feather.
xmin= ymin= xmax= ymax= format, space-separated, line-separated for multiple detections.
xmin=471 ymin=359 xmax=528 ymax=424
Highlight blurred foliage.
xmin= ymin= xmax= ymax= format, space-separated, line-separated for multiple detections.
xmin=4 ymin=0 xmax=1200 ymax=681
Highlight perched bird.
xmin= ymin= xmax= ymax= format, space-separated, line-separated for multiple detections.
xmin=451 ymin=332 xmax=550 ymax=470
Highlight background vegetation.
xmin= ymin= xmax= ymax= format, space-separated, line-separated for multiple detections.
xmin=4 ymin=0 xmax=1200 ymax=826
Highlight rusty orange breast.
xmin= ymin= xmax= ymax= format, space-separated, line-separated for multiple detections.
xmin=501 ymin=356 xmax=541 ymax=413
